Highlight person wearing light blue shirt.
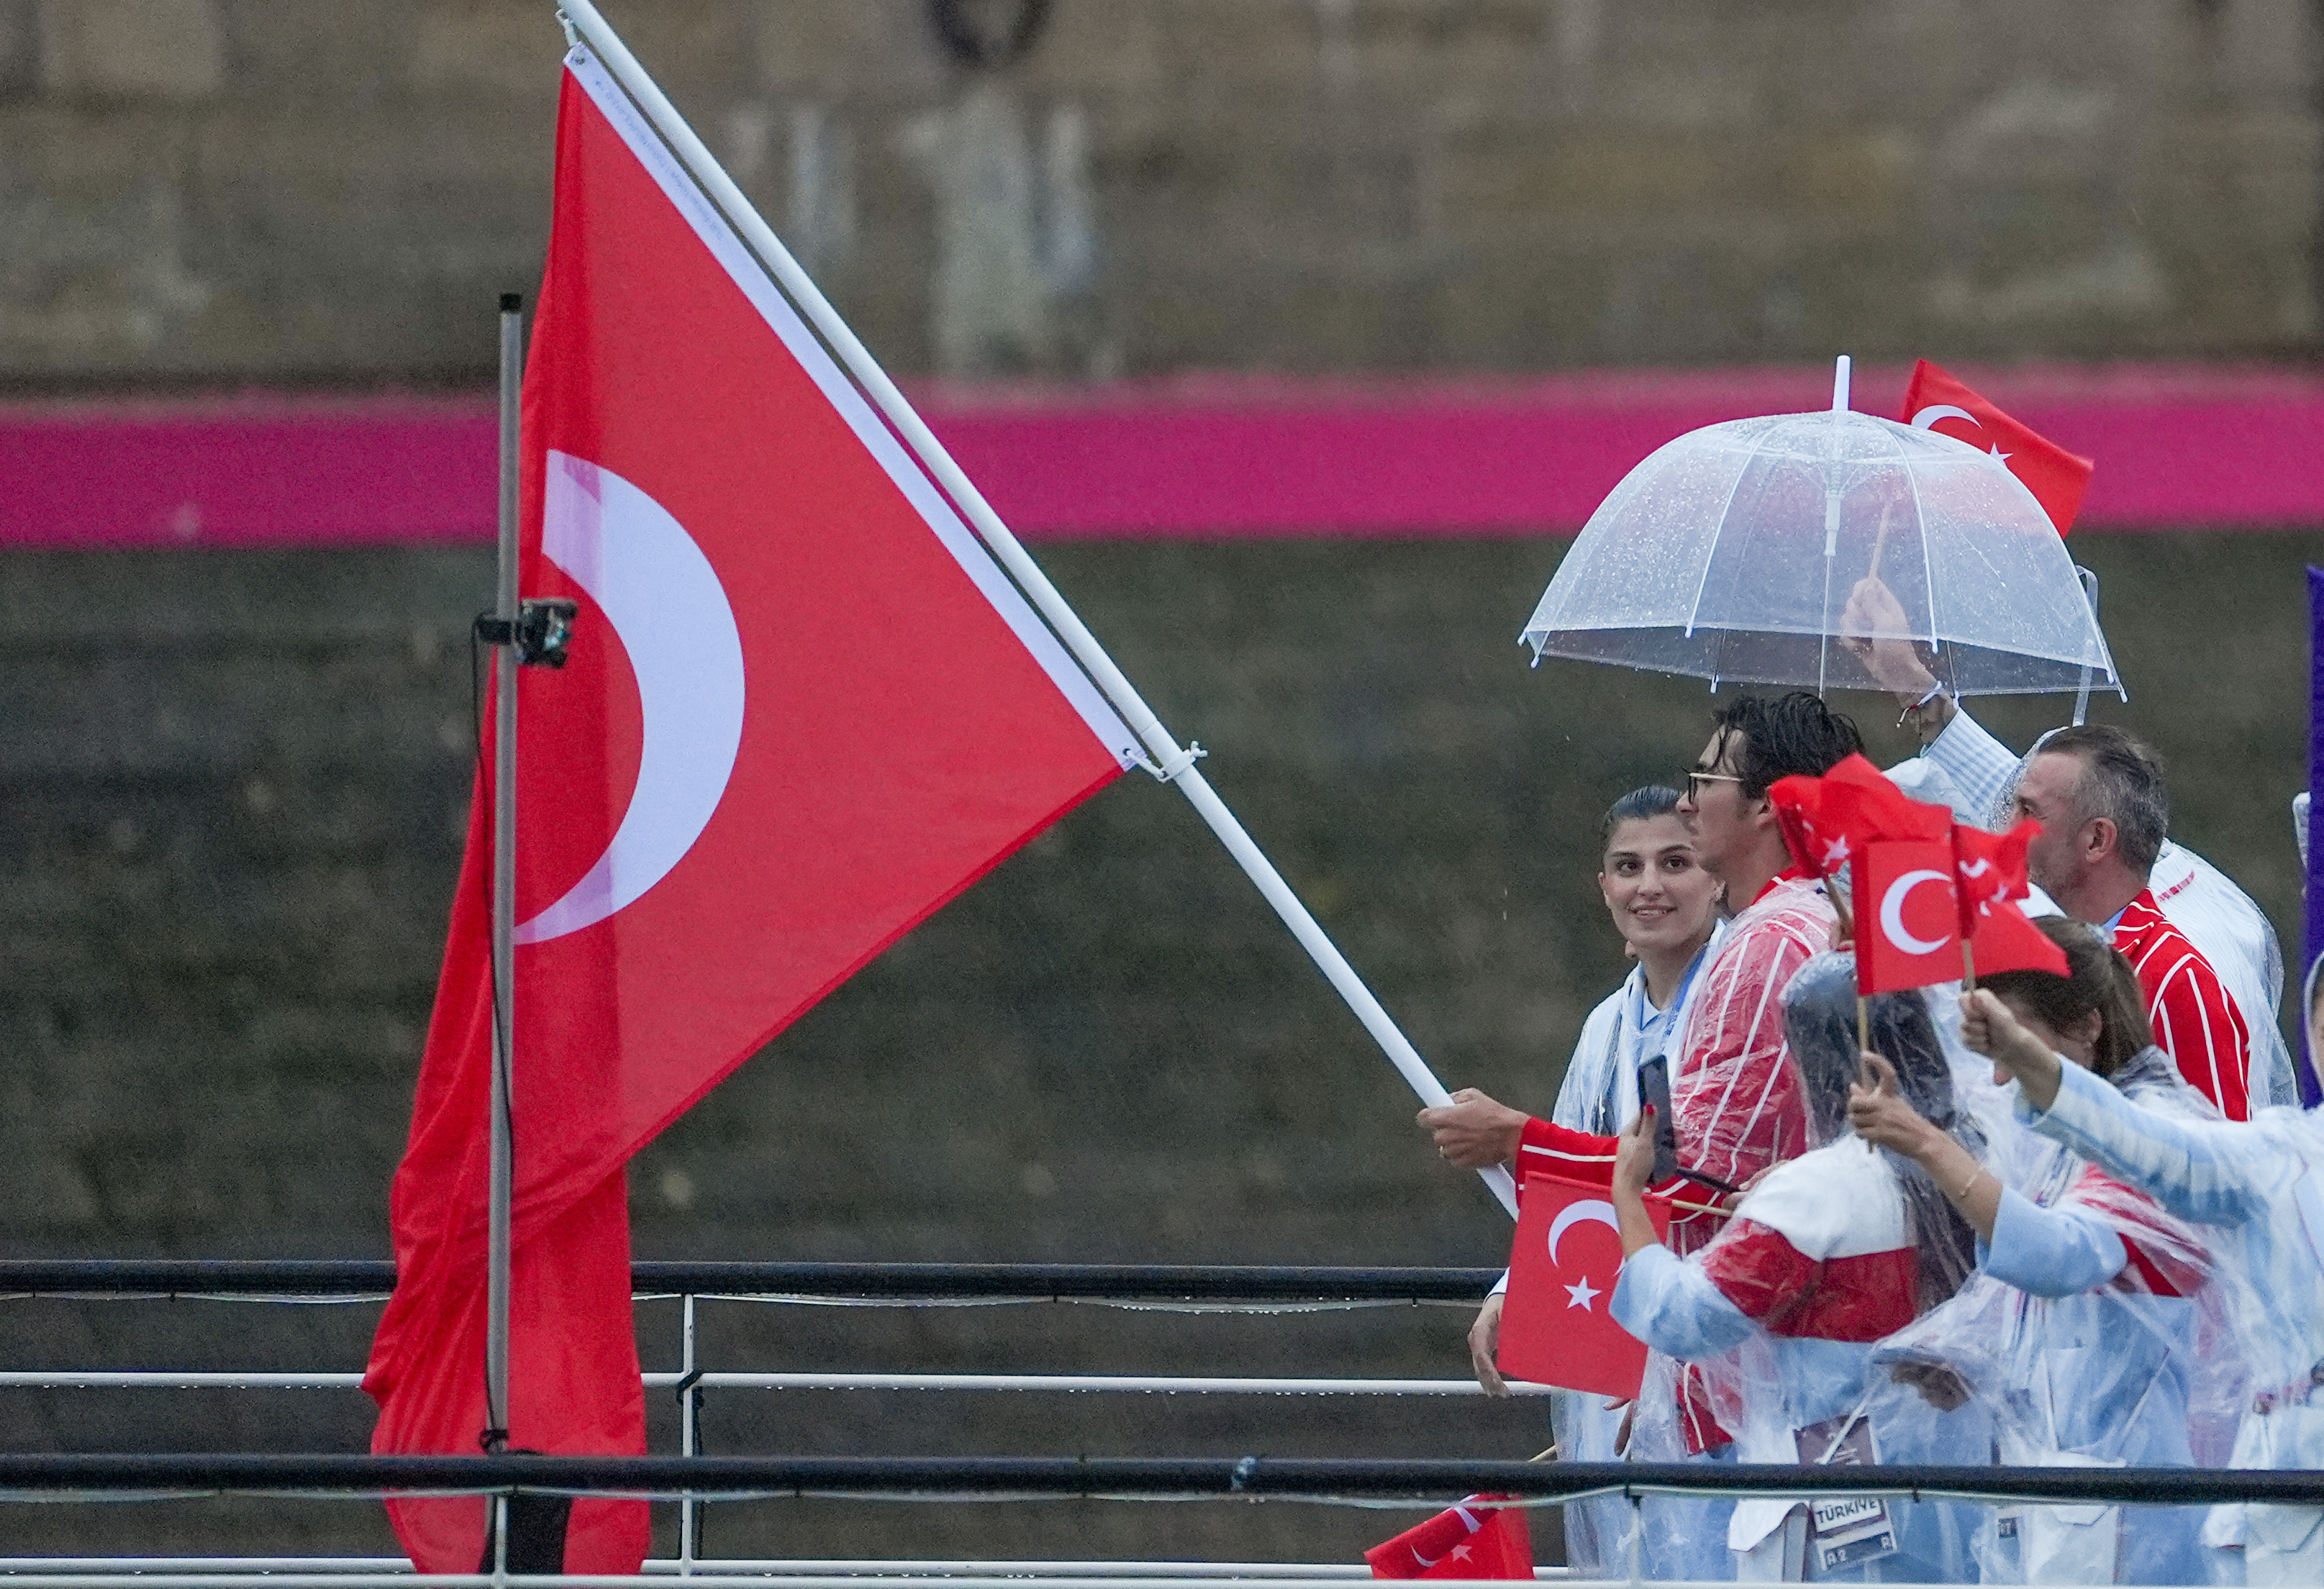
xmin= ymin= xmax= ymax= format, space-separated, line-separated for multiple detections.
xmin=1962 ymin=977 xmax=2324 ymax=1585
xmin=1853 ymin=916 xmax=2223 ymax=1585
xmin=1454 ymin=786 xmax=1726 ymax=1580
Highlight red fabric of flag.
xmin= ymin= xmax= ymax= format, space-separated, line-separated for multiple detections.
xmin=1498 ymin=1173 xmax=1669 ymax=1399
xmin=1366 ymin=1498 xmax=1535 ymax=1580
xmin=363 ymin=48 xmax=1138 ymax=1572
xmin=1951 ymin=820 xmax=2037 ymax=939
xmin=1969 ymin=897 xmax=2071 ymax=978
xmin=1819 ymin=754 xmax=1951 ymax=850
xmin=1852 ymin=839 xmax=1962 ymax=994
xmin=1901 ymin=360 xmax=2094 ymax=535
xmin=1767 ymin=774 xmax=1836 ymax=878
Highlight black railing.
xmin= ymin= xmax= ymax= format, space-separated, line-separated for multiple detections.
xmin=0 ymin=1260 xmax=1502 ymax=1302
xmin=0 ymin=1454 xmax=2311 ymax=1508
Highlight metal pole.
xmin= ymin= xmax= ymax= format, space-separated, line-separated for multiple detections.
xmin=486 ymin=293 xmax=524 ymax=1448
xmin=550 ymin=0 xmax=1515 ymax=1219
xmin=679 ymin=1293 xmax=698 ymax=1572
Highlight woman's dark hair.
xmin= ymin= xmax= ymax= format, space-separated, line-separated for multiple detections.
xmin=1979 ymin=916 xmax=2151 ymax=1079
xmin=1781 ymin=952 xmax=1984 ymax=1314
xmin=1600 ymin=785 xmax=1681 ymax=849
xmin=1708 ymin=692 xmax=1866 ymax=799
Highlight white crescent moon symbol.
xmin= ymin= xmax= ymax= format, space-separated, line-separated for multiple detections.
xmin=1545 ymin=1198 xmax=1622 ymax=1266
xmin=1910 ymin=404 xmax=1982 ymax=435
xmin=1879 ymin=869 xmax=1953 ymax=957
xmin=513 ymin=450 xmax=746 ymax=945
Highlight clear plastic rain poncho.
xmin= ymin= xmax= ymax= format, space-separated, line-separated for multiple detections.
xmin=1620 ymin=953 xmax=1992 ymax=1583
xmin=1875 ymin=1045 xmax=2245 ymax=1586
xmin=1520 ymin=411 xmax=2120 ymax=698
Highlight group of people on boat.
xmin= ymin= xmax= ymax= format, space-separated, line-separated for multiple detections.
xmin=1412 ymin=611 xmax=2320 ymax=1585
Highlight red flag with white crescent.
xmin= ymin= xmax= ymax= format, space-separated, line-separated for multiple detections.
xmin=1853 ymin=839 xmax=1962 ymax=994
xmin=1901 ymin=360 xmax=2094 ymax=535
xmin=1951 ymin=820 xmax=2037 ymax=939
xmin=1366 ymin=1498 xmax=1535 ymax=1580
xmin=1497 ymin=1173 xmax=1669 ymax=1398
xmin=363 ymin=44 xmax=1139 ymax=1572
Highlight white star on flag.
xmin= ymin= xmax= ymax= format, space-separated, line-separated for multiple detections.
xmin=1564 ymin=1275 xmax=1602 ymax=1311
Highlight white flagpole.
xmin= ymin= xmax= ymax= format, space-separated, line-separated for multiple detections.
xmin=550 ymin=1 xmax=1517 ymax=1220
xmin=486 ymin=293 xmax=523 ymax=1449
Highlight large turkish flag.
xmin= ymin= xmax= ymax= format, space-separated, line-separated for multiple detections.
xmin=364 ymin=44 xmax=1138 ymax=1571
xmin=1498 ymin=1173 xmax=1669 ymax=1399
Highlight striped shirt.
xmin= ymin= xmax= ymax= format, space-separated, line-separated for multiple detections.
xmin=2115 ymin=889 xmax=2251 ymax=1120
xmin=1666 ymin=875 xmax=1833 ymax=1244
xmin=1923 ymin=711 xmax=2257 ymax=1117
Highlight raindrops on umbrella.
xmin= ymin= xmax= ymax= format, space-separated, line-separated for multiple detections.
xmin=1520 ymin=358 xmax=2120 ymax=700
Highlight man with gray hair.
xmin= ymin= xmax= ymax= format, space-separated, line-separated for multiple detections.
xmin=2006 ymin=723 xmax=2252 ymax=1116
xmin=1844 ymin=568 xmax=2264 ymax=1117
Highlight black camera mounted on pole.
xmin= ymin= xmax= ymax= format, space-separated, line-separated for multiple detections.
xmin=474 ymin=598 xmax=579 ymax=667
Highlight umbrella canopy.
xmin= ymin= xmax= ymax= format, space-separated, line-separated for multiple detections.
xmin=1519 ymin=406 xmax=2119 ymax=697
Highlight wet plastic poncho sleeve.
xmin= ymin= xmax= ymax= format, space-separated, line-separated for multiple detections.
xmin=2028 ymin=1060 xmax=2273 ymax=1226
xmin=1612 ymin=1245 xmax=1757 ymax=1360
xmin=1985 ymin=1187 xmax=2128 ymax=1297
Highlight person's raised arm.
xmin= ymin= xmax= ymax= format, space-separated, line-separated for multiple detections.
xmin=1417 ymin=1088 xmax=1530 ymax=1170
xmin=1965 ymin=991 xmax=2268 ymax=1226
xmin=1848 ymin=1052 xmax=2000 ymax=1241
xmin=1959 ymin=989 xmax=2064 ymax=1109
xmin=1840 ymin=576 xmax=1956 ymax=742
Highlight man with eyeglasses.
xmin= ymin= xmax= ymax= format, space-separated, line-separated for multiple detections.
xmin=1422 ymin=693 xmax=1864 ymax=1490
xmin=1424 ymin=692 xmax=1863 ymax=1255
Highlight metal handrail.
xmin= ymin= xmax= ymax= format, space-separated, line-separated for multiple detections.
xmin=0 ymin=1261 xmax=1501 ymax=1301
xmin=0 ymin=1453 xmax=2315 ymax=1508
xmin=0 ymin=1369 xmax=1538 ymax=1396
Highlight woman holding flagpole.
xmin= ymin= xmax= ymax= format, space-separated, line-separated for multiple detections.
xmin=1462 ymin=786 xmax=1723 ymax=1577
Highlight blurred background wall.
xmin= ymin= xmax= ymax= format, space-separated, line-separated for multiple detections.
xmin=0 ymin=0 xmax=2315 ymax=385
xmin=1 ymin=0 xmax=2319 ymax=1563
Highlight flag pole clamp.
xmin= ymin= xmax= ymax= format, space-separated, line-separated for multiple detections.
xmin=555 ymin=9 xmax=579 ymax=47
xmin=1139 ymin=741 xmax=1207 ymax=784
xmin=475 ymin=600 xmax=581 ymax=668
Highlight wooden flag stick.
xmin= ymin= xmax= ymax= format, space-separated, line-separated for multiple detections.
xmin=1857 ymin=993 xmax=1877 ymax=1152
xmin=1961 ymin=938 xmax=1977 ymax=994
xmin=1826 ymin=870 xmax=1855 ymax=940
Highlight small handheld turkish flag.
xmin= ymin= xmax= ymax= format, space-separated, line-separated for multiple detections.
xmin=1820 ymin=755 xmax=1951 ymax=849
xmin=1366 ymin=1497 xmax=1535 ymax=1580
xmin=1853 ymin=839 xmax=1962 ymax=994
xmin=1498 ymin=1173 xmax=1669 ymax=1398
xmin=1902 ymin=360 xmax=2094 ymax=535
xmin=1951 ymin=820 xmax=2036 ymax=939
xmin=1969 ymin=896 xmax=2071 ymax=978
xmin=1949 ymin=820 xmax=2069 ymax=978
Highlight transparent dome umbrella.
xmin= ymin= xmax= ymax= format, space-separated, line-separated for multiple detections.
xmin=1519 ymin=363 xmax=2120 ymax=699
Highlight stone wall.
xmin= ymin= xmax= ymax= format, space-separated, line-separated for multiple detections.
xmin=0 ymin=528 xmax=2311 ymax=1556
xmin=0 ymin=0 xmax=2315 ymax=383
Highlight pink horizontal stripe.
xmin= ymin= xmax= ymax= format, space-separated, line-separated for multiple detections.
xmin=4 ymin=365 xmax=2318 ymax=549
